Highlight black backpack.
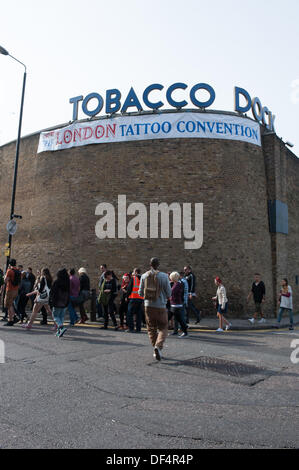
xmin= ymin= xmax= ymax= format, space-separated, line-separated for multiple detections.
xmin=11 ymin=269 xmax=21 ymax=287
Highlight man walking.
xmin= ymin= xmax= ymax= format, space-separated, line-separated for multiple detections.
xmin=247 ymin=273 xmax=266 ymax=324
xmin=139 ymin=258 xmax=172 ymax=361
xmin=183 ymin=265 xmax=201 ymax=324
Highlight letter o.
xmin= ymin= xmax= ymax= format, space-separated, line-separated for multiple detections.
xmin=245 ymin=127 xmax=252 ymax=138
xmin=64 ymin=130 xmax=72 ymax=144
xmin=161 ymin=121 xmax=171 ymax=133
xmin=95 ymin=125 xmax=105 ymax=139
xmin=190 ymin=83 xmax=216 ymax=108
xmin=82 ymin=92 xmax=104 ymax=117
xmin=186 ymin=121 xmax=196 ymax=132
xmin=252 ymin=97 xmax=263 ymax=122
xmin=151 ymin=122 xmax=160 ymax=134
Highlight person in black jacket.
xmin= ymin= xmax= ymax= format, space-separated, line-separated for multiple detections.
xmin=99 ymin=271 xmax=119 ymax=330
xmin=15 ymin=272 xmax=31 ymax=323
xmin=50 ymin=268 xmax=70 ymax=338
xmin=247 ymin=273 xmax=266 ymax=324
xmin=118 ymin=273 xmax=131 ymax=329
xmin=78 ymin=267 xmax=90 ymax=323
xmin=183 ymin=265 xmax=201 ymax=324
xmin=26 ymin=267 xmax=36 ymax=310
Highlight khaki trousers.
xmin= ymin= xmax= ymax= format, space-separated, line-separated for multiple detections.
xmin=145 ymin=306 xmax=168 ymax=350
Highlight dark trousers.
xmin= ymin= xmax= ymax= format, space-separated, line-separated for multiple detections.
xmin=103 ymin=299 xmax=117 ymax=327
xmin=119 ymin=298 xmax=128 ymax=326
xmin=169 ymin=306 xmax=188 ymax=334
xmin=127 ymin=300 xmax=143 ymax=331
xmin=16 ymin=294 xmax=29 ymax=320
xmin=186 ymin=298 xmax=201 ymax=323
xmin=96 ymin=299 xmax=103 ymax=318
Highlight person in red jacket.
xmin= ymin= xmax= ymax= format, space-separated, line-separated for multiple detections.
xmin=126 ymin=268 xmax=144 ymax=333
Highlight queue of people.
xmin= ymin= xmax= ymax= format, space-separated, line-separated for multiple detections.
xmin=0 ymin=259 xmax=295 ymax=359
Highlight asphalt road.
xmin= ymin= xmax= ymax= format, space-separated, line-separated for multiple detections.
xmin=0 ymin=322 xmax=298 ymax=449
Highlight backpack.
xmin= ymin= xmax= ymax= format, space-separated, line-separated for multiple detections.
xmin=11 ymin=269 xmax=21 ymax=287
xmin=144 ymin=270 xmax=160 ymax=301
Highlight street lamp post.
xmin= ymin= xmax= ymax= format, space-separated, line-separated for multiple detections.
xmin=0 ymin=46 xmax=27 ymax=273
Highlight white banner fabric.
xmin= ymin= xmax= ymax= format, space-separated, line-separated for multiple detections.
xmin=37 ymin=112 xmax=261 ymax=153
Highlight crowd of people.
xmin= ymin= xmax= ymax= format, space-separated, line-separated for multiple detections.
xmin=0 ymin=258 xmax=295 ymax=359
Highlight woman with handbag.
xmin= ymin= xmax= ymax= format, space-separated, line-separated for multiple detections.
xmin=22 ymin=268 xmax=53 ymax=330
xmin=78 ymin=267 xmax=90 ymax=324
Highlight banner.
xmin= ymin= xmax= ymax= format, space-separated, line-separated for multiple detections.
xmin=37 ymin=111 xmax=261 ymax=153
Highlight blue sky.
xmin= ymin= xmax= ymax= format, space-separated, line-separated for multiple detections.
xmin=1 ymin=0 xmax=299 ymax=153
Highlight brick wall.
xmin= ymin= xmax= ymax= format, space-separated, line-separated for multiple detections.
xmin=0 ymin=116 xmax=298 ymax=317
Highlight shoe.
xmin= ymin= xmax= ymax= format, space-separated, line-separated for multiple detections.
xmin=114 ymin=326 xmax=119 ymax=331
xmin=248 ymin=318 xmax=255 ymax=324
xmin=22 ymin=323 xmax=32 ymax=330
xmin=289 ymin=326 xmax=294 ymax=331
xmin=1 ymin=317 xmax=8 ymax=321
xmin=4 ymin=321 xmax=14 ymax=326
xmin=258 ymin=318 xmax=266 ymax=324
xmin=40 ymin=320 xmax=48 ymax=325
xmin=171 ymin=331 xmax=178 ymax=335
xmin=100 ymin=326 xmax=108 ymax=330
xmin=78 ymin=319 xmax=86 ymax=324
xmin=58 ymin=327 xmax=67 ymax=338
xmin=153 ymin=347 xmax=162 ymax=361
xmin=216 ymin=328 xmax=224 ymax=332
xmin=13 ymin=315 xmax=20 ymax=324
xmin=179 ymin=332 xmax=188 ymax=337
xmin=125 ymin=329 xmax=134 ymax=333
xmin=195 ymin=319 xmax=201 ymax=324
xmin=225 ymin=323 xmax=232 ymax=331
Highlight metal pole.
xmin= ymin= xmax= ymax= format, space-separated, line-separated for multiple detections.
xmin=5 ymin=67 xmax=27 ymax=273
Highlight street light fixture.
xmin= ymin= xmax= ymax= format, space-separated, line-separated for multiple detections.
xmin=0 ymin=45 xmax=27 ymax=273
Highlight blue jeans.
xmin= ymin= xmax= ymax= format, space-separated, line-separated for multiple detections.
xmin=68 ymin=296 xmax=79 ymax=325
xmin=127 ymin=300 xmax=143 ymax=331
xmin=170 ymin=306 xmax=188 ymax=334
xmin=277 ymin=307 xmax=293 ymax=326
xmin=53 ymin=307 xmax=67 ymax=329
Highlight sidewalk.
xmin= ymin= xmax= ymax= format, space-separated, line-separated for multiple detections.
xmin=187 ymin=312 xmax=299 ymax=331
xmin=75 ymin=312 xmax=299 ymax=331
xmin=2 ymin=311 xmax=298 ymax=332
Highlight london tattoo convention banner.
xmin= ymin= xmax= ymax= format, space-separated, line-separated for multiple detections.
xmin=37 ymin=111 xmax=261 ymax=153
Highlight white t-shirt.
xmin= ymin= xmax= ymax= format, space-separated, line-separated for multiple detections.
xmin=280 ymin=285 xmax=293 ymax=310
